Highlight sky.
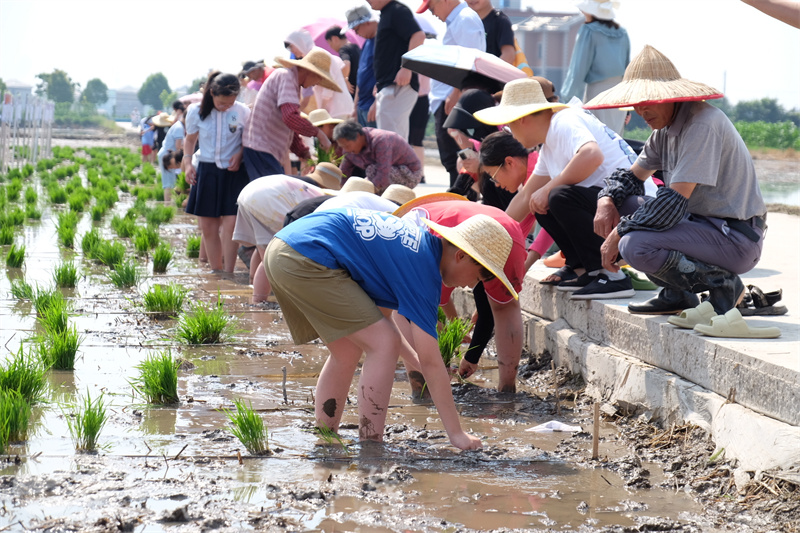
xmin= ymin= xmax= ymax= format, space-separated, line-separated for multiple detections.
xmin=1 ymin=0 xmax=799 ymax=109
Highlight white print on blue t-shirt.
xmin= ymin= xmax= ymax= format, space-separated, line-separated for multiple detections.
xmin=349 ymin=209 xmax=421 ymax=253
xmin=580 ymin=108 xmax=637 ymax=165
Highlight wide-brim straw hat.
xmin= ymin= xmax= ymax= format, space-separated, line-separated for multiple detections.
xmin=584 ymin=45 xmax=724 ymax=110
xmin=332 ymin=176 xmax=375 ymax=195
xmin=424 ymin=214 xmax=517 ymax=300
xmin=308 ymin=108 xmax=344 ymax=127
xmin=576 ymin=0 xmax=619 ymax=21
xmin=151 ymin=112 xmax=174 ymax=128
xmin=307 ymin=162 xmax=343 ymax=191
xmin=474 ymin=78 xmax=568 ymax=126
xmin=392 ymin=192 xmax=468 ymax=217
xmin=381 ymin=184 xmax=416 ymax=206
xmin=275 ymin=48 xmax=342 ymax=93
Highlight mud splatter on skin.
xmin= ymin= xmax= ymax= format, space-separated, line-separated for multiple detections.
xmin=359 ymin=415 xmax=380 ymax=441
xmin=322 ymin=398 xmax=337 ymax=418
xmin=408 ymin=371 xmax=425 ymax=391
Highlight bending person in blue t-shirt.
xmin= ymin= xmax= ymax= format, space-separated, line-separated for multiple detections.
xmin=265 ymin=209 xmax=518 ymax=450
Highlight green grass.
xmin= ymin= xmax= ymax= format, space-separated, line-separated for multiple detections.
xmin=32 ymin=285 xmax=67 ymax=317
xmin=57 ymin=223 xmax=76 ymax=248
xmin=186 ymin=234 xmax=201 ymax=258
xmin=65 ymin=389 xmax=107 ymax=452
xmin=145 ymin=205 xmax=175 ymax=226
xmin=142 ymin=283 xmax=187 ymax=318
xmin=0 ymin=390 xmax=33 ymax=451
xmin=111 ymin=214 xmax=136 ymax=239
xmin=37 ymin=295 xmax=71 ymax=335
xmin=81 ymin=228 xmax=101 ymax=255
xmin=39 ymin=324 xmax=82 ymax=370
xmin=0 ymin=226 xmax=14 ymax=245
xmin=25 ymin=204 xmax=42 ymax=220
xmin=24 ymin=187 xmax=38 ymax=204
xmin=53 ymin=261 xmax=79 ymax=288
xmin=7 ymin=207 xmax=25 ymax=226
xmin=438 ymin=314 xmax=472 ymax=367
xmin=131 ymin=350 xmax=179 ymax=404
xmin=5 ymin=244 xmax=25 ymax=268
xmin=223 ymin=398 xmax=270 ymax=455
xmin=91 ymin=240 xmax=126 ymax=268
xmin=48 ymin=184 xmax=68 ymax=204
xmin=133 ymin=226 xmax=159 ymax=254
xmin=0 ymin=346 xmax=49 ymax=404
xmin=90 ymin=204 xmax=106 ymax=221
xmin=107 ymin=259 xmax=141 ymax=288
xmin=152 ymin=243 xmax=172 ymax=273
xmin=174 ymin=297 xmax=236 ymax=344
xmin=9 ymin=278 xmax=34 ymax=300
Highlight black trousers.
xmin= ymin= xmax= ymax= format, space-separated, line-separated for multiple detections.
xmin=434 ymin=102 xmax=460 ymax=187
xmin=535 ymin=184 xmax=605 ymax=273
xmin=463 ymin=282 xmax=494 ymax=365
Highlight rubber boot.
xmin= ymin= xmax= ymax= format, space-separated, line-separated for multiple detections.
xmin=646 ymin=251 xmax=745 ymax=315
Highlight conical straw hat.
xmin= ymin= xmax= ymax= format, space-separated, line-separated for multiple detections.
xmin=424 ymin=214 xmax=517 ymax=300
xmin=584 ymin=45 xmax=723 ymax=109
xmin=275 ymin=48 xmax=342 ymax=93
xmin=307 ymin=162 xmax=343 ymax=190
xmin=474 ymin=78 xmax=568 ymax=126
xmin=381 ymin=184 xmax=416 ymax=206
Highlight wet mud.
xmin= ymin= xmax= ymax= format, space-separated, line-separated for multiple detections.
xmin=1 ymin=142 xmax=798 ymax=532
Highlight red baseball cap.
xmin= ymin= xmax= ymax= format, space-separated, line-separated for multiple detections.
xmin=416 ymin=0 xmax=431 ymax=13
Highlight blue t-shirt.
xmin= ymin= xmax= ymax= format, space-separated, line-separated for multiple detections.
xmin=275 ymin=208 xmax=442 ymax=338
xmin=140 ymin=117 xmax=155 ymax=145
xmin=357 ymin=38 xmax=376 ymax=111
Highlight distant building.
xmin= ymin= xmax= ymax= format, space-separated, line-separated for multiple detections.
xmin=106 ymin=86 xmax=143 ymax=120
xmin=3 ymin=79 xmax=34 ymax=104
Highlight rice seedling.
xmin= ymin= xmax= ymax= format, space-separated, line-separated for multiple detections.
xmin=9 ymin=278 xmax=34 ymax=300
xmin=0 ymin=346 xmax=49 ymax=404
xmin=48 ymin=184 xmax=68 ymax=204
xmin=111 ymin=214 xmax=136 ymax=239
xmin=142 ymin=283 xmax=187 ymax=319
xmin=153 ymin=187 xmax=165 ymax=202
xmin=90 ymin=204 xmax=105 ymax=221
xmin=64 ymin=389 xmax=107 ymax=452
xmin=91 ymin=240 xmax=126 ymax=268
xmin=311 ymin=422 xmax=351 ymax=453
xmin=25 ymin=204 xmax=42 ymax=220
xmin=438 ymin=315 xmax=472 ymax=368
xmin=24 ymin=187 xmax=38 ymax=204
xmin=0 ymin=226 xmax=14 ymax=246
xmin=186 ymin=234 xmax=201 ymax=258
xmin=32 ymin=285 xmax=66 ymax=317
xmin=7 ymin=207 xmax=25 ymax=226
xmin=174 ymin=193 xmax=187 ymax=209
xmin=57 ymin=210 xmax=79 ymax=230
xmin=107 ymin=259 xmax=141 ymax=288
xmin=81 ymin=228 xmax=101 ymax=255
xmin=39 ymin=324 xmax=82 ymax=370
xmin=130 ymin=350 xmax=179 ymax=404
xmin=223 ymin=398 xmax=270 ymax=455
xmin=37 ymin=296 xmax=70 ymax=335
xmin=6 ymin=179 xmax=22 ymax=201
xmin=0 ymin=390 xmax=32 ymax=451
xmin=152 ymin=243 xmax=172 ymax=273
xmin=133 ymin=225 xmax=159 ymax=254
xmin=53 ymin=260 xmax=79 ymax=288
xmin=57 ymin=223 xmax=76 ymax=248
xmin=174 ymin=297 xmax=236 ymax=345
xmin=145 ymin=205 xmax=175 ymax=226
xmin=5 ymin=244 xmax=25 ymax=268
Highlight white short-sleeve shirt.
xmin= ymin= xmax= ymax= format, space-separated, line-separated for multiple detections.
xmin=185 ymin=101 xmax=251 ymax=169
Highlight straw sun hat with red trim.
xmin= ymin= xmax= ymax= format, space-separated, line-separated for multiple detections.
xmin=275 ymin=48 xmax=342 ymax=93
xmin=584 ymin=45 xmax=723 ymax=110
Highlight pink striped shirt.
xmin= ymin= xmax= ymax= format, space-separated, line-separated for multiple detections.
xmin=244 ymin=67 xmax=306 ymax=158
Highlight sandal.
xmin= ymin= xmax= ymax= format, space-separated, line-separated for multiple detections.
xmin=539 ymin=265 xmax=577 ymax=285
xmin=622 ymin=267 xmax=659 ymax=291
xmin=668 ymin=301 xmax=716 ymax=329
xmin=737 ymin=285 xmax=788 ymax=316
xmin=694 ymin=308 xmax=781 ymax=339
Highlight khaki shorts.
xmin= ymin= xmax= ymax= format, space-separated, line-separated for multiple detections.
xmin=263 ymin=239 xmax=383 ymax=345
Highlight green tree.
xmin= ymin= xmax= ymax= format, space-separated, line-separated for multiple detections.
xmin=733 ymin=98 xmax=786 ymax=123
xmin=188 ymin=76 xmax=206 ymax=94
xmin=0 ymin=78 xmax=7 ymax=96
xmin=81 ymin=78 xmax=108 ymax=105
xmin=159 ymin=89 xmax=178 ymax=111
xmin=36 ymin=69 xmax=75 ymax=103
xmin=138 ymin=73 xmax=170 ymax=110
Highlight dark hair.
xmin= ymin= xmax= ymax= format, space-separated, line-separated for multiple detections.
xmin=332 ymin=120 xmax=363 ymax=141
xmin=171 ymin=100 xmax=186 ymax=113
xmin=324 ymin=25 xmax=344 ymax=41
xmin=199 ymin=71 xmax=240 ymax=119
xmin=441 ymin=240 xmax=495 ymax=282
xmin=587 ymin=16 xmax=620 ymax=29
xmin=162 ymin=148 xmax=183 ymax=168
xmin=479 ymin=131 xmax=528 ymax=167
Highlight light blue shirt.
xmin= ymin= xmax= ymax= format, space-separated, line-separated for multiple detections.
xmin=160 ymin=121 xmax=185 ymax=155
xmin=185 ymin=102 xmax=250 ymax=169
xmin=429 ymin=2 xmax=485 ymax=113
xmin=560 ymin=22 xmax=630 ymax=103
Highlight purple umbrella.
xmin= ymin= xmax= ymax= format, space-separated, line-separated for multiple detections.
xmin=302 ymin=17 xmax=366 ymax=55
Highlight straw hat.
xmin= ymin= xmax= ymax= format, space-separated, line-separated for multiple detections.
xmin=339 ymin=176 xmax=375 ymax=195
xmin=307 ymin=162 xmax=343 ymax=190
xmin=275 ymin=48 xmax=342 ymax=93
xmin=424 ymin=214 xmax=517 ymax=300
xmin=584 ymin=45 xmax=724 ymax=110
xmin=151 ymin=112 xmax=174 ymax=128
xmin=308 ymin=108 xmax=344 ymax=127
xmin=474 ymin=78 xmax=568 ymax=126
xmin=381 ymin=184 xmax=416 ymax=206
xmin=392 ymin=192 xmax=468 ymax=217
xmin=576 ymin=0 xmax=619 ymax=21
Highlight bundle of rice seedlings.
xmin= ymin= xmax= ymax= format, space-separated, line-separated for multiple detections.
xmin=130 ymin=350 xmax=179 ymax=404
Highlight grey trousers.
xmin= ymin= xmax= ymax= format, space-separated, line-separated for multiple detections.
xmin=617 ymin=196 xmax=764 ymax=276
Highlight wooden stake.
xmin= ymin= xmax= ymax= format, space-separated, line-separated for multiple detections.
xmin=551 ymin=361 xmax=560 ymax=416
xmin=592 ymin=403 xmax=600 ymax=460
xmin=282 ymin=366 xmax=288 ymax=404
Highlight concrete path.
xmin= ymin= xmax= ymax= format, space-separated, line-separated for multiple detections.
xmin=417 ymin=153 xmax=800 ymax=471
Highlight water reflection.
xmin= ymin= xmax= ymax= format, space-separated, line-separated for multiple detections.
xmin=761 ymin=181 xmax=800 ymax=206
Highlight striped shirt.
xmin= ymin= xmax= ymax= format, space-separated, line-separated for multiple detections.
xmin=244 ymin=67 xmax=308 ymax=159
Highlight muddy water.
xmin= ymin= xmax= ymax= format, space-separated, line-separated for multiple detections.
xmin=0 ymin=175 xmax=710 ymax=531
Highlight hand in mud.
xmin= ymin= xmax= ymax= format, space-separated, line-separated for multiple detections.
xmin=451 ymin=431 xmax=482 ymax=450
xmin=458 ymin=359 xmax=478 ymax=380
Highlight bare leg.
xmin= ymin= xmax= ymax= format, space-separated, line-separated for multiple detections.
xmin=316 ymin=336 xmax=364 ymax=433
xmin=252 ymin=246 xmax=271 ymax=303
xmin=220 ymin=215 xmax=238 ymax=273
xmin=391 ymin=311 xmax=428 ymax=401
xmin=164 ymin=187 xmax=172 ymax=204
xmin=198 ymin=217 xmax=223 ymax=270
xmin=250 ymin=247 xmax=263 ymax=284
